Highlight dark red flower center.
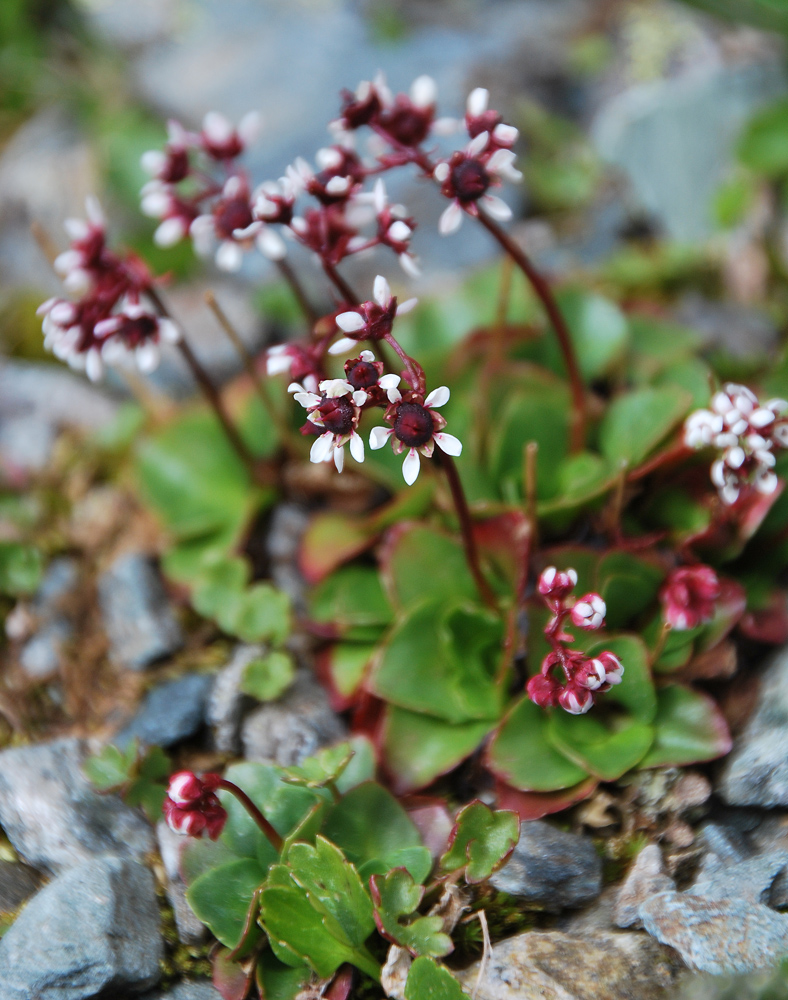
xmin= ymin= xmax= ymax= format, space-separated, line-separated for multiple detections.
xmin=318 ymin=397 xmax=355 ymax=436
xmin=162 ymin=148 xmax=190 ymax=184
xmin=122 ymin=314 xmax=158 ymax=347
xmin=394 ymin=402 xmax=434 ymax=448
xmin=214 ymin=197 xmax=253 ymax=239
xmin=346 ymin=361 xmax=379 ymax=390
xmin=451 ymin=158 xmax=490 ymax=203
xmin=381 ymin=101 xmax=432 ymax=147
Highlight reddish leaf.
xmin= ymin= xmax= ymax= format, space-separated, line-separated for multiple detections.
xmin=300 ymin=513 xmax=374 ymax=584
xmin=740 ymin=591 xmax=788 ymax=644
xmin=212 ymin=947 xmax=253 ymax=1000
xmin=403 ymin=799 xmax=455 ymax=859
xmin=696 ymin=578 xmax=746 ymax=651
xmin=494 ymin=777 xmax=598 ymax=821
xmin=473 ymin=508 xmax=531 ymax=599
xmin=326 ymin=966 xmax=354 ymax=1000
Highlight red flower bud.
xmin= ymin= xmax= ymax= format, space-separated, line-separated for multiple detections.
xmin=558 ymin=682 xmax=594 ymax=715
xmin=570 ymin=593 xmax=606 ymax=630
xmin=164 ymin=771 xmax=227 ymax=840
xmin=537 ymin=566 xmax=577 ymax=601
xmin=660 ymin=565 xmax=720 ymax=631
xmin=526 ymin=673 xmax=561 ymax=709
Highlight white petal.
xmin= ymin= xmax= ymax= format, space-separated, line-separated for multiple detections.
xmin=399 ymin=253 xmax=421 ymax=278
xmin=396 ymin=297 xmax=418 ymax=315
xmin=352 ymin=390 xmax=368 ymax=406
xmin=467 ymin=87 xmax=489 ymax=117
xmin=493 ymin=123 xmax=518 ymax=145
xmin=336 ymin=311 xmax=366 ymax=333
xmin=434 ymin=432 xmax=462 ymax=456
xmin=402 ymin=448 xmax=421 ymax=485
xmin=425 ymin=385 xmax=450 ymax=408
xmin=140 ymin=189 xmax=170 ymax=217
xmin=369 ymin=426 xmax=393 ymax=450
xmin=319 ymin=378 xmax=353 ymax=398
xmin=433 ymin=162 xmax=450 ymax=183
xmin=410 ymin=75 xmax=437 ymax=108
xmin=293 ymin=391 xmax=320 ymax=408
xmin=439 ymin=201 xmax=463 ymax=235
xmin=333 ymin=446 xmax=345 ymax=473
xmin=360 ymin=350 xmax=375 ymax=362
xmin=136 ymin=342 xmax=160 ymax=373
xmin=755 ymin=471 xmax=778 ymax=495
xmin=373 ymin=178 xmax=386 ymax=214
xmin=256 ymin=227 xmax=287 ymax=260
xmin=63 ymin=218 xmax=89 ymax=240
xmin=480 ymin=194 xmax=512 ymax=221
xmin=325 ymin=175 xmax=350 ymax=195
xmin=467 ymin=131 xmax=489 ymax=157
xmin=328 ymin=337 xmax=358 ymax=355
xmin=373 ymin=275 xmax=391 ymax=308
xmin=310 ymin=432 xmax=335 ymax=464
xmin=378 ymin=374 xmax=401 ymax=390
xmin=85 ymin=348 xmax=103 ymax=382
xmin=238 ymin=110 xmax=262 ymax=146
xmin=85 ymin=195 xmax=104 ymax=227
xmin=203 ymin=111 xmax=233 ymax=143
xmin=158 ymin=318 xmax=181 ymax=344
xmin=141 ymin=149 xmax=167 ymax=176
xmin=215 ymin=240 xmax=244 ymax=272
xmin=387 ymin=220 xmax=411 ymax=242
xmin=349 ymin=432 xmax=365 ymax=463
xmin=154 ymin=217 xmax=187 ymax=248
xmin=387 ymin=387 xmax=402 ymax=403
xmin=54 ymin=249 xmax=81 ymax=275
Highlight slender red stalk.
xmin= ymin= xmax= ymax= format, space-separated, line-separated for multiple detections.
xmin=217 ymin=778 xmax=284 ymax=853
xmin=440 ymin=453 xmax=496 ymax=609
xmin=277 ymin=257 xmax=318 ymax=327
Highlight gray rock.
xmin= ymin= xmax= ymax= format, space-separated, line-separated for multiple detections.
xmin=615 ymin=844 xmax=675 ymax=929
xmin=143 ymin=982 xmax=222 ymax=1000
xmin=676 ymin=295 xmax=778 ymax=359
xmin=207 ymin=644 xmax=263 ymax=755
xmin=98 ymin=552 xmax=183 ymax=670
xmin=0 ymin=360 xmax=119 ymax=475
xmin=19 ymin=617 xmax=72 ymax=680
xmin=0 ymin=738 xmax=154 ymax=873
xmin=698 ymin=822 xmax=750 ymax=865
xmin=117 ymin=672 xmax=214 ymax=749
xmin=688 ymin=852 xmax=788 ymax=907
xmin=0 ymin=855 xmax=162 ymax=999
xmin=718 ymin=645 xmax=788 ymax=807
xmin=268 ymin=503 xmax=310 ymax=611
xmin=241 ymin=668 xmax=346 ymax=766
xmin=489 ymin=820 xmax=602 ymax=911
xmin=640 ymin=891 xmax=788 ymax=974
xmin=156 ymin=820 xmax=206 ymax=945
xmin=32 ymin=558 xmax=79 ymax=611
xmin=456 ymin=928 xmax=680 ymax=999
xmin=0 ymin=861 xmax=42 ymax=914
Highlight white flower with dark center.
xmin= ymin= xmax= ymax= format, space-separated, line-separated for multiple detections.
xmin=331 ymin=275 xmax=417 ymax=355
xmin=288 ymin=378 xmax=364 ymax=472
xmin=369 ymin=385 xmax=461 ymax=485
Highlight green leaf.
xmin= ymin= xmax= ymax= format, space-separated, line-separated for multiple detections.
xmin=370 ymin=599 xmax=504 ymax=724
xmin=256 ymin=951 xmax=310 ymax=1000
xmin=439 ymin=800 xmax=519 ymax=883
xmin=596 ymin=551 xmax=664 ymax=629
xmin=300 ymin=513 xmax=376 ymax=585
xmin=0 ymin=542 xmax=42 ymax=596
xmin=382 ymin=526 xmax=477 ymax=610
xmin=370 ymin=868 xmax=453 ymax=957
xmin=321 ymin=781 xmax=423 ymax=873
xmin=547 ymin=711 xmax=653 ymax=781
xmin=738 ymin=98 xmax=788 ymax=176
xmin=598 ymin=386 xmax=691 ymax=467
xmin=486 ymin=695 xmax=589 ymax=792
xmin=324 ymin=642 xmax=376 ymax=700
xmin=627 ymin=315 xmax=703 ymax=381
xmin=191 ymin=555 xmax=249 ymax=619
xmin=554 ymin=288 xmax=629 ymax=380
xmin=358 ymin=847 xmax=433 ymax=885
xmin=187 ymin=858 xmax=265 ymax=948
xmin=584 ymin=634 xmax=657 ymax=724
xmin=654 ymin=357 xmax=714 ymax=410
xmin=282 ymin=742 xmax=355 ymax=790
xmin=639 ymin=685 xmax=732 ymax=768
xmin=260 ymin=840 xmax=379 ymax=980
xmin=405 ymin=957 xmax=467 ymax=1000
xmin=309 ymin=566 xmax=393 ymax=630
xmin=82 ymin=742 xmax=137 ymax=790
xmin=383 ymin=707 xmax=495 ymax=793
xmin=490 ymin=384 xmax=570 ymax=499
xmin=218 ymin=582 xmax=291 ymax=644
xmin=538 ymin=452 xmax=617 ymax=520
xmin=240 ymin=651 xmax=295 ymax=702
xmin=335 ymin=735 xmax=377 ymax=794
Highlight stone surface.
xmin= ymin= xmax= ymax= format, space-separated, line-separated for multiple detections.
xmin=267 ymin=503 xmax=309 ymax=611
xmin=489 ymin=820 xmax=602 ymax=911
xmin=156 ymin=821 xmax=206 ymax=945
xmin=0 ymin=861 xmax=43 ymax=914
xmin=241 ymin=668 xmax=346 ymax=766
xmin=0 ymin=855 xmax=162 ymax=999
xmin=18 ymin=557 xmax=80 ymax=679
xmin=0 ymin=359 xmax=119 ymax=475
xmin=688 ymin=852 xmax=788 ymax=907
xmin=718 ymin=645 xmax=788 ymax=807
xmin=640 ymin=891 xmax=788 ymax=975
xmin=98 ymin=552 xmax=183 ymax=670
xmin=456 ymin=928 xmax=680 ymax=999
xmin=116 ymin=672 xmax=214 ymax=749
xmin=615 ymin=844 xmax=675 ymax=930
xmin=0 ymin=737 xmax=154 ymax=873
xmin=207 ymin=644 xmax=262 ymax=755
xmin=698 ymin=821 xmax=750 ymax=865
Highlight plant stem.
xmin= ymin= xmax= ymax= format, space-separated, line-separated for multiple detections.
xmin=277 ymin=257 xmax=318 ymax=327
xmin=146 ymin=287 xmax=258 ymax=476
xmin=217 ymin=778 xmax=284 ymax=853
xmin=204 ymin=290 xmax=296 ymax=450
xmin=439 ymin=452 xmax=496 ymax=609
xmin=323 ymin=261 xmax=359 ymax=308
xmin=475 ymin=210 xmax=586 ymax=453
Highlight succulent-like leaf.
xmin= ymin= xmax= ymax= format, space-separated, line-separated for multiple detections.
xmin=370 ymin=867 xmax=452 ymax=957
xmin=404 ymin=957 xmax=467 ymax=1000
xmin=381 ymin=525 xmax=477 ymax=611
xmin=240 ymin=651 xmax=295 ymax=702
xmin=187 ymin=857 xmax=266 ymax=949
xmin=599 ymin=386 xmax=691 ymax=467
xmin=309 ymin=565 xmax=393 ymax=632
xmin=639 ymin=684 xmax=732 ymax=768
xmin=282 ymin=743 xmax=355 ymax=790
xmin=547 ymin=711 xmax=654 ymax=781
xmin=0 ymin=542 xmax=42 ymax=596
xmin=438 ymin=800 xmax=519 ymax=883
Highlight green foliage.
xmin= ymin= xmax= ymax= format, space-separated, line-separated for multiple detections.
xmin=439 ymin=801 xmax=519 ymax=883
xmin=240 ymin=651 xmax=296 ymax=702
xmin=0 ymin=542 xmax=42 ymax=596
xmin=405 ymin=957 xmax=467 ymax=1000
xmin=83 ymin=741 xmax=169 ymax=822
xmin=598 ymin=386 xmax=692 ymax=467
xmin=371 ymin=868 xmax=453 ymax=957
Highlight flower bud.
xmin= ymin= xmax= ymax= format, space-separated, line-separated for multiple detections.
xmin=537 ymin=566 xmax=578 ymax=601
xmin=526 ymin=673 xmax=561 ymax=709
xmin=558 ymin=683 xmax=593 ymax=715
xmin=164 ymin=771 xmax=227 ymax=840
xmin=575 ymin=658 xmax=607 ymax=691
xmin=660 ymin=565 xmax=720 ymax=631
xmin=595 ymin=650 xmax=624 ymax=686
xmin=570 ymin=593 xmax=606 ymax=630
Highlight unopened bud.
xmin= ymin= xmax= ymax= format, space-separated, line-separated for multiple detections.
xmin=570 ymin=593 xmax=606 ymax=630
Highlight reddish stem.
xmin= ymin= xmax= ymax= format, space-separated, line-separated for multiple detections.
xmin=217 ymin=778 xmax=284 ymax=853
xmin=277 ymin=257 xmax=319 ymax=327
xmin=440 ymin=452 xmax=497 ymax=609
xmin=474 ymin=210 xmax=586 ymax=452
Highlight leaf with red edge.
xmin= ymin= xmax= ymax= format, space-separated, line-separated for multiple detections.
xmin=495 ymin=777 xmax=598 ymax=821
xmin=439 ymin=800 xmax=519 ymax=883
xmin=325 ymin=966 xmax=355 ymax=1000
xmin=472 ymin=509 xmax=531 ymax=599
xmin=213 ymin=947 xmax=254 ymax=1000
xmin=301 ymin=514 xmax=374 ymax=585
xmin=380 ymin=524 xmax=477 ymax=610
xmin=639 ymin=684 xmax=731 ymax=768
xmin=738 ymin=481 xmax=785 ymax=543
xmin=740 ymin=590 xmax=788 ymax=644
xmin=695 ymin=578 xmax=747 ymax=652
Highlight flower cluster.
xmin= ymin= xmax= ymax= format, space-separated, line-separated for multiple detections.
xmin=684 ymin=383 xmax=788 ymax=505
xmin=660 ymin=565 xmax=720 ymax=631
xmin=37 ymin=198 xmax=179 ymax=380
xmin=163 ymin=771 xmax=227 ymax=840
xmin=526 ymin=566 xmax=623 ymax=714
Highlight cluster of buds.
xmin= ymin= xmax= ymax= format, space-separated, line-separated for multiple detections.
xmin=280 ymin=276 xmax=462 ymax=484
xmin=660 ymin=565 xmax=720 ymax=631
xmin=36 ymin=198 xmax=179 ymax=380
xmin=684 ymin=383 xmax=788 ymax=505
xmin=526 ymin=567 xmax=623 ymax=714
xmin=163 ymin=771 xmax=227 ymax=840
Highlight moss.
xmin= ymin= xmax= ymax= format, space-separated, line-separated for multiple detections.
xmin=154 ymin=881 xmax=212 ymax=985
